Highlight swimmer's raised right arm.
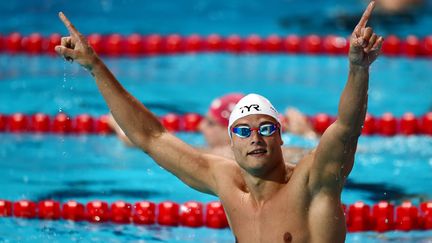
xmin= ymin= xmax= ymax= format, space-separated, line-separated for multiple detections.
xmin=55 ymin=12 xmax=223 ymax=195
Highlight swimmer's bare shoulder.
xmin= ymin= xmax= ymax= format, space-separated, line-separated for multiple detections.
xmin=200 ymin=153 xmax=244 ymax=192
xmin=291 ymin=150 xmax=347 ymax=243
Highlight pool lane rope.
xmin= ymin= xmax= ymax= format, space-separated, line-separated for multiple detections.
xmin=1 ymin=33 xmax=432 ymax=58
xmin=0 ymin=112 xmax=431 ymax=136
xmin=0 ymin=199 xmax=431 ymax=232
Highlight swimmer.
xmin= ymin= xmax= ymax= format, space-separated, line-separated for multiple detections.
xmin=55 ymin=1 xmax=383 ymax=242
xmin=374 ymin=0 xmax=424 ymax=14
xmin=108 ymin=93 xmax=317 ymax=162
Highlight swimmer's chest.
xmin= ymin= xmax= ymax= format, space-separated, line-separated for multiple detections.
xmin=223 ymin=185 xmax=311 ymax=242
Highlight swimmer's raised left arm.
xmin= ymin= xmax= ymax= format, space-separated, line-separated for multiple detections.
xmin=308 ymin=1 xmax=383 ymax=191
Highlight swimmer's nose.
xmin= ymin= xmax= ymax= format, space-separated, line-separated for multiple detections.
xmin=249 ymin=129 xmax=265 ymax=145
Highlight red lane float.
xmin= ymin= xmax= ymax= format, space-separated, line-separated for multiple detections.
xmin=111 ymin=201 xmax=132 ymax=224
xmin=45 ymin=33 xmax=61 ymax=55
xmin=372 ymin=201 xmax=395 ymax=232
xmin=323 ymin=35 xmax=349 ymax=55
xmin=423 ymin=35 xmax=432 ymax=57
xmin=87 ymin=200 xmax=110 ymax=223
xmin=378 ymin=112 xmax=397 ymax=136
xmin=161 ymin=113 xmax=181 ymax=132
xmin=31 ymin=113 xmax=51 ymax=133
xmin=2 ymin=199 xmax=432 ymax=231
xmin=0 ymin=35 xmax=3 ymax=52
xmin=404 ymin=35 xmax=421 ymax=58
xmin=62 ymin=200 xmax=85 ymax=221
xmin=13 ymin=200 xmax=36 ymax=218
xmin=133 ymin=201 xmax=156 ymax=225
xmin=180 ymin=201 xmax=204 ymax=227
xmin=0 ymin=112 xmax=431 ymax=135
xmin=0 ymin=200 xmax=12 ymax=216
xmin=205 ymin=34 xmax=223 ymax=51
xmin=164 ymin=34 xmax=183 ymax=54
xmin=399 ymin=112 xmax=418 ymax=135
xmin=157 ymin=201 xmax=180 ymax=226
xmin=126 ymin=34 xmax=143 ymax=56
xmin=183 ymin=113 xmax=203 ymax=132
xmin=5 ymin=32 xmax=22 ymax=54
xmin=74 ymin=113 xmax=94 ymax=134
xmin=396 ymin=201 xmax=421 ymax=231
xmin=303 ymin=35 xmax=322 ymax=54
xmin=284 ymin=35 xmax=302 ymax=53
xmin=244 ymin=34 xmax=263 ymax=53
xmin=22 ymin=33 xmax=43 ymax=55
xmin=265 ymin=35 xmax=283 ymax=53
xmin=225 ymin=34 xmax=242 ymax=53
xmin=9 ymin=113 xmax=28 ymax=133
xmin=421 ymin=201 xmax=432 ymax=229
xmin=3 ymin=33 xmax=432 ymax=57
xmin=362 ymin=113 xmax=376 ymax=135
xmin=38 ymin=200 xmax=61 ymax=220
xmin=382 ymin=35 xmax=401 ymax=56
xmin=347 ymin=201 xmax=371 ymax=232
xmin=421 ymin=112 xmax=432 ymax=135
xmin=52 ymin=113 xmax=73 ymax=133
xmin=144 ymin=34 xmax=163 ymax=55
xmin=311 ymin=113 xmax=333 ymax=135
xmin=184 ymin=34 xmax=203 ymax=53
xmin=95 ymin=114 xmax=113 ymax=134
xmin=88 ymin=33 xmax=105 ymax=54
xmin=205 ymin=201 xmax=228 ymax=228
xmin=105 ymin=34 xmax=124 ymax=57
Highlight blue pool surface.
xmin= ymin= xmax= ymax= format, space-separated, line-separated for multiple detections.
xmin=1 ymin=0 xmax=432 ymax=242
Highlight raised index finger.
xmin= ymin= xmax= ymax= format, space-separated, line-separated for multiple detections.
xmin=58 ymin=12 xmax=79 ymax=36
xmin=355 ymin=1 xmax=375 ymax=31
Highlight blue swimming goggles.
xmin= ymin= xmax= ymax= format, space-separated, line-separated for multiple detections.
xmin=231 ymin=123 xmax=279 ymax=138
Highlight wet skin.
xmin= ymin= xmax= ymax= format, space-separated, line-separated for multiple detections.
xmin=55 ymin=1 xmax=382 ymax=242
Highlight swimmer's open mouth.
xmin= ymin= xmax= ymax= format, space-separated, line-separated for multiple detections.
xmin=247 ymin=149 xmax=267 ymax=156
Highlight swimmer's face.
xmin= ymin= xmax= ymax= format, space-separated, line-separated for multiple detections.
xmin=230 ymin=114 xmax=284 ymax=176
xmin=198 ymin=113 xmax=230 ymax=148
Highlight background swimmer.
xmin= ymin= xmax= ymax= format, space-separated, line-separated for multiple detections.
xmin=108 ymin=93 xmax=317 ymax=162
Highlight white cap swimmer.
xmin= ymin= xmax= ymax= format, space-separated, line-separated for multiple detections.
xmin=228 ymin=93 xmax=280 ymax=137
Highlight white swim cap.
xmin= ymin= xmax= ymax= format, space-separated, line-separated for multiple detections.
xmin=228 ymin=93 xmax=280 ymax=136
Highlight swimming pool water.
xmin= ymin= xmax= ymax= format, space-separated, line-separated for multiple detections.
xmin=1 ymin=0 xmax=432 ymax=242
xmin=1 ymin=0 xmax=432 ymax=37
xmin=1 ymin=54 xmax=431 ymax=117
xmin=0 ymin=132 xmax=431 ymax=242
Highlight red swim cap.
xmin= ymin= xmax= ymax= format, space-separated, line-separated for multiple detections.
xmin=209 ymin=93 xmax=244 ymax=127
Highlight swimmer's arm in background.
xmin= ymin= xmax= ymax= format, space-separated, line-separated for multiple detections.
xmin=308 ymin=1 xmax=384 ymax=193
xmin=55 ymin=12 xmax=222 ymax=196
xmin=283 ymin=107 xmax=318 ymax=139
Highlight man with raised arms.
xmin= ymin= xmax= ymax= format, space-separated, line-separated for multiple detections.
xmin=55 ymin=1 xmax=383 ymax=242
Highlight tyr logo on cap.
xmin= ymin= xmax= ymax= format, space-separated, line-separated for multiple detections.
xmin=240 ymin=104 xmax=260 ymax=113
